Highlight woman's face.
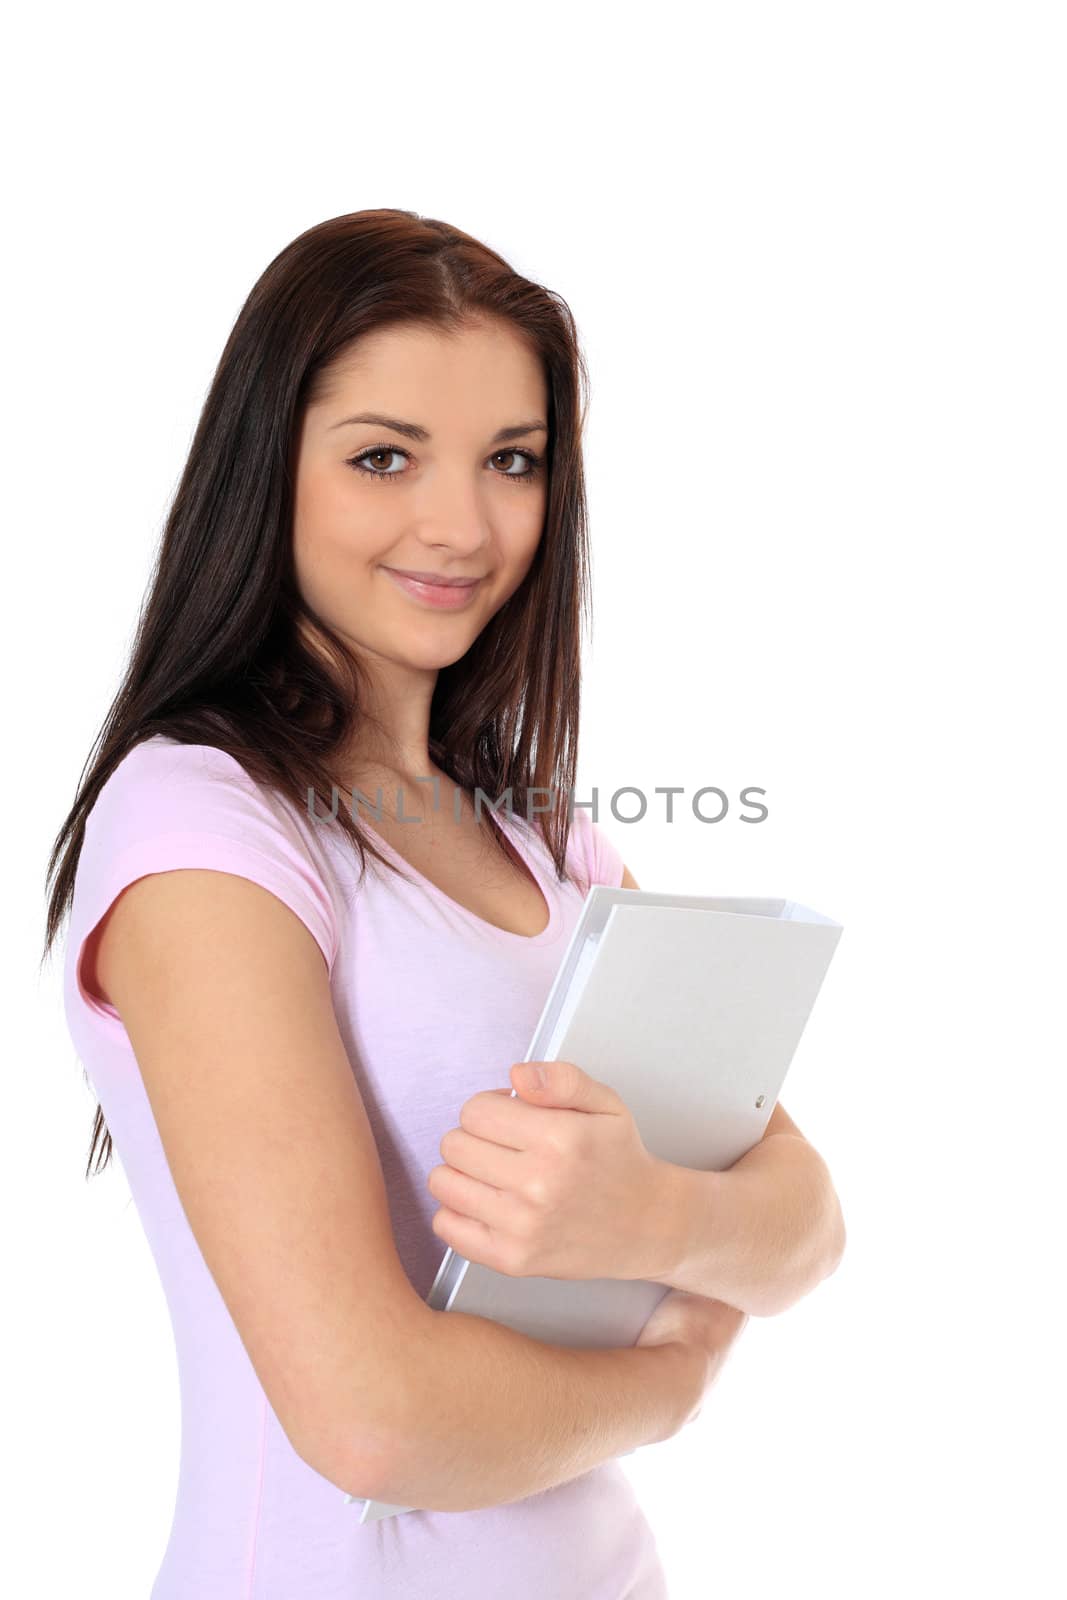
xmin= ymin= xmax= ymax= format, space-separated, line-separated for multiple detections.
xmin=292 ymin=317 xmax=550 ymax=678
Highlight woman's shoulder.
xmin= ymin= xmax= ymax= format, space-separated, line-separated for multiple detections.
xmin=84 ymin=736 xmax=301 ymax=856
xmin=96 ymin=732 xmax=266 ymax=795
xmin=72 ymin=735 xmax=344 ymax=983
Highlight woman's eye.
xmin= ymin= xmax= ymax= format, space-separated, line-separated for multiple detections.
xmin=491 ymin=449 xmax=539 ymax=477
xmin=346 ymin=446 xmax=544 ymax=484
xmin=351 ymin=447 xmax=407 ymax=478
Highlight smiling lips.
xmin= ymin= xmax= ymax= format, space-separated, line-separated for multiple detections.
xmin=386 ymin=567 xmax=483 ymax=586
xmin=382 ymin=567 xmax=484 ymax=610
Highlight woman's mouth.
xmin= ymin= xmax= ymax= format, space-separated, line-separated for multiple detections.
xmin=381 ymin=567 xmax=484 ymax=610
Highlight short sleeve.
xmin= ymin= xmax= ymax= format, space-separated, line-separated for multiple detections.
xmin=567 ymin=804 xmax=628 ymax=891
xmin=66 ymin=736 xmax=341 ymax=1028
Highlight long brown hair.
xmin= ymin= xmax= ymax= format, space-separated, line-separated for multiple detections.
xmin=41 ymin=208 xmax=593 ymax=1179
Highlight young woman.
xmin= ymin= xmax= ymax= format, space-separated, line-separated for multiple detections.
xmin=44 ymin=209 xmax=837 ymax=1599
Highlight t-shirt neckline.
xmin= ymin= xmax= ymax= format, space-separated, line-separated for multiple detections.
xmin=354 ymin=802 xmax=564 ymax=948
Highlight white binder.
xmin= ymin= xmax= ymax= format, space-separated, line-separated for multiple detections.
xmin=348 ymin=887 xmax=843 ymax=1521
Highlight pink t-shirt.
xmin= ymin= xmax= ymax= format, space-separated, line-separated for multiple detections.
xmin=62 ymin=735 xmax=668 ymax=1600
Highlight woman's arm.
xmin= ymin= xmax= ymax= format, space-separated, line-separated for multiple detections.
xmin=330 ymin=1304 xmax=706 ymax=1511
xmin=425 ymin=1055 xmax=846 ymax=1322
xmin=653 ymin=1135 xmax=847 ymax=1316
xmin=96 ymin=866 xmax=706 ymax=1517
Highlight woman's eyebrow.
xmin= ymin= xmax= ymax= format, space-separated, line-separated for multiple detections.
xmin=328 ymin=411 xmax=548 ymax=445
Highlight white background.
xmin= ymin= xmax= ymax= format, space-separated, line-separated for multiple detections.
xmin=8 ymin=2 xmax=1065 ymax=1596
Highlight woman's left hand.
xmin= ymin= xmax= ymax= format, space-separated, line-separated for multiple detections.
xmin=426 ymin=1059 xmax=677 ymax=1281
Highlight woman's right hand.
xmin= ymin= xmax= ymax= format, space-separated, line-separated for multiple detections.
xmin=635 ymin=1287 xmax=750 ymax=1428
